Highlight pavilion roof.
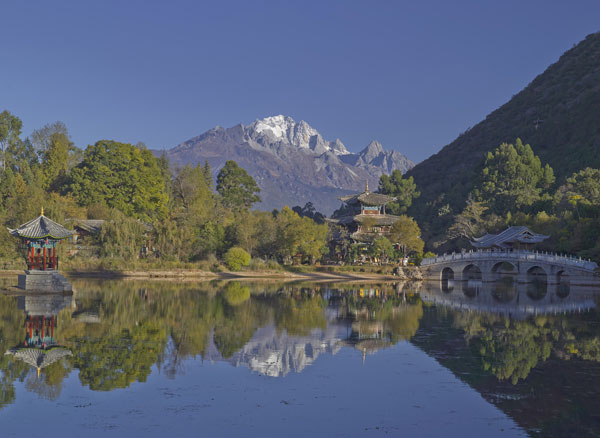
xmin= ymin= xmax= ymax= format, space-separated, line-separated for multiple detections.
xmin=339 ymin=191 xmax=396 ymax=206
xmin=8 ymin=214 xmax=74 ymax=240
xmin=471 ymin=226 xmax=550 ymax=249
xmin=5 ymin=346 xmax=72 ymax=376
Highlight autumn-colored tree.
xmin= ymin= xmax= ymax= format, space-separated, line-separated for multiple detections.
xmin=388 ymin=215 xmax=424 ymax=257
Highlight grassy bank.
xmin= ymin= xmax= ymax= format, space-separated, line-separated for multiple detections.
xmin=0 ymin=256 xmax=420 ymax=281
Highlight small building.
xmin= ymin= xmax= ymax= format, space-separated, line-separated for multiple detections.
xmin=69 ymin=219 xmax=105 ymax=243
xmin=471 ymin=226 xmax=550 ymax=251
xmin=8 ymin=209 xmax=73 ymax=292
xmin=8 ymin=209 xmax=74 ymax=271
xmin=329 ymin=182 xmax=401 ymax=243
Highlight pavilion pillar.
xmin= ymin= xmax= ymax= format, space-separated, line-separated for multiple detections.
xmin=43 ymin=246 xmax=46 ymax=270
xmin=52 ymin=247 xmax=56 ymax=269
xmin=41 ymin=316 xmax=45 ymax=339
xmin=51 ymin=316 xmax=54 ymax=338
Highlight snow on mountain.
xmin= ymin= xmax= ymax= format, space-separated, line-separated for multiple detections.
xmin=248 ymin=115 xmax=350 ymax=155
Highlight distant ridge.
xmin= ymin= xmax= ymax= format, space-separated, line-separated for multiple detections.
xmin=163 ymin=115 xmax=414 ymax=214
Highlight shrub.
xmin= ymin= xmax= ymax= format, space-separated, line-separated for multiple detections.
xmin=224 ymin=247 xmax=251 ymax=271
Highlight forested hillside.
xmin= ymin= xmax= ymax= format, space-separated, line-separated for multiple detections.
xmin=407 ymin=32 xmax=600 ymax=244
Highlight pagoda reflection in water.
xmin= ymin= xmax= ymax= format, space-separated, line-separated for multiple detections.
xmin=5 ymin=293 xmax=73 ymax=377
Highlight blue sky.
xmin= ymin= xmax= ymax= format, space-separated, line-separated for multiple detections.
xmin=1 ymin=0 xmax=599 ymax=162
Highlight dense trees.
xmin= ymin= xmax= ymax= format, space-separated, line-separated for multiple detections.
xmin=477 ymin=139 xmax=554 ymax=214
xmin=68 ymin=140 xmax=168 ymax=220
xmin=0 ymin=108 xmax=597 ymax=268
xmin=421 ymin=139 xmax=600 ymax=260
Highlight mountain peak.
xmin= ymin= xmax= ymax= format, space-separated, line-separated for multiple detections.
xmin=251 ymin=115 xmax=298 ymax=140
xmin=248 ymin=115 xmax=350 ymax=155
xmin=359 ymin=140 xmax=385 ymax=162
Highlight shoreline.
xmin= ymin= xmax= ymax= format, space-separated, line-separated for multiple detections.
xmin=66 ymin=269 xmax=404 ymax=282
xmin=0 ymin=268 xmax=415 ymax=282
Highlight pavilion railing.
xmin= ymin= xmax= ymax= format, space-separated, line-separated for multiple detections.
xmin=421 ymin=249 xmax=598 ymax=271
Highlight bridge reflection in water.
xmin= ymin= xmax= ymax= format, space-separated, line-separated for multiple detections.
xmin=417 ymin=276 xmax=596 ymax=319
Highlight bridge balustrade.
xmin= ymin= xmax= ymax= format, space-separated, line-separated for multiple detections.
xmin=421 ymin=249 xmax=598 ymax=271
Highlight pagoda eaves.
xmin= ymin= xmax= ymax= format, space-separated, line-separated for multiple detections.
xmin=8 ymin=214 xmax=73 ymax=240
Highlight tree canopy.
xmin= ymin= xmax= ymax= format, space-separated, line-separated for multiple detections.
xmin=478 ymin=138 xmax=555 ymax=214
xmin=388 ymin=215 xmax=424 ymax=257
xmin=68 ymin=140 xmax=168 ymax=220
xmin=377 ymin=170 xmax=420 ymax=214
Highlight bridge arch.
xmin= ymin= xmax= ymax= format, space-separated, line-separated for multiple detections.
xmin=463 ymin=264 xmax=482 ymax=281
xmin=526 ymin=266 xmax=548 ymax=300
xmin=441 ymin=267 xmax=454 ymax=293
xmin=527 ymin=266 xmax=548 ymax=281
xmin=557 ymin=269 xmax=569 ymax=283
xmin=556 ymin=269 xmax=570 ymax=298
xmin=441 ymin=267 xmax=454 ymax=282
xmin=492 ymin=261 xmax=517 ymax=274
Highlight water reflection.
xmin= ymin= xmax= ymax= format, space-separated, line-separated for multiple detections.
xmin=2 ymin=293 xmax=74 ymax=402
xmin=0 ymin=279 xmax=599 ymax=437
xmin=420 ymin=277 xmax=596 ymax=318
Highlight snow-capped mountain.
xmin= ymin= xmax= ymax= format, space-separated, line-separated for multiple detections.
xmin=249 ymin=115 xmax=350 ymax=156
xmin=164 ymin=115 xmax=415 ymax=214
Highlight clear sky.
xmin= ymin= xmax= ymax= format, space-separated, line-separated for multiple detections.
xmin=1 ymin=0 xmax=599 ymax=162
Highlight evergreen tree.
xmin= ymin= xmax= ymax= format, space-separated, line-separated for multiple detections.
xmin=202 ymin=160 xmax=213 ymax=189
xmin=216 ymin=160 xmax=261 ymax=210
xmin=378 ymin=170 xmax=420 ymax=214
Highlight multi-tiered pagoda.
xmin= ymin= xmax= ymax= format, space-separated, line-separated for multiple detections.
xmin=331 ymin=182 xmax=401 ymax=242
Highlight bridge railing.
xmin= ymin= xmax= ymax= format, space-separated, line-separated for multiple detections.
xmin=421 ymin=249 xmax=598 ymax=271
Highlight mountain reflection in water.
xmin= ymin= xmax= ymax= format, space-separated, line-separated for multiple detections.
xmin=0 ymin=278 xmax=599 ymax=436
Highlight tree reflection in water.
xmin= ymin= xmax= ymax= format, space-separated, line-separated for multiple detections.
xmin=0 ymin=278 xmax=599 ymax=417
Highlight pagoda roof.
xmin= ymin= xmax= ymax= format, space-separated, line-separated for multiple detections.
xmin=471 ymin=226 xmax=549 ymax=249
xmin=330 ymin=214 xmax=401 ymax=226
xmin=339 ymin=191 xmax=396 ymax=206
xmin=8 ymin=214 xmax=74 ymax=240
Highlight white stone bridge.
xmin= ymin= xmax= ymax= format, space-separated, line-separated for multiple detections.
xmin=421 ymin=249 xmax=600 ymax=286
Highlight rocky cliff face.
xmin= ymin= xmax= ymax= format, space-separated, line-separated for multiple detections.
xmin=164 ymin=115 xmax=414 ymax=214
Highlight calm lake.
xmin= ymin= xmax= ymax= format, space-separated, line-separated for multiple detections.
xmin=0 ymin=277 xmax=599 ymax=437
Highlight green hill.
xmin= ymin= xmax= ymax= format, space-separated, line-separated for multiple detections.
xmin=407 ymin=31 xmax=600 ymax=240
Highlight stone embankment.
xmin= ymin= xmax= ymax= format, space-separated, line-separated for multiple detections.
xmin=392 ymin=267 xmax=423 ymax=281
